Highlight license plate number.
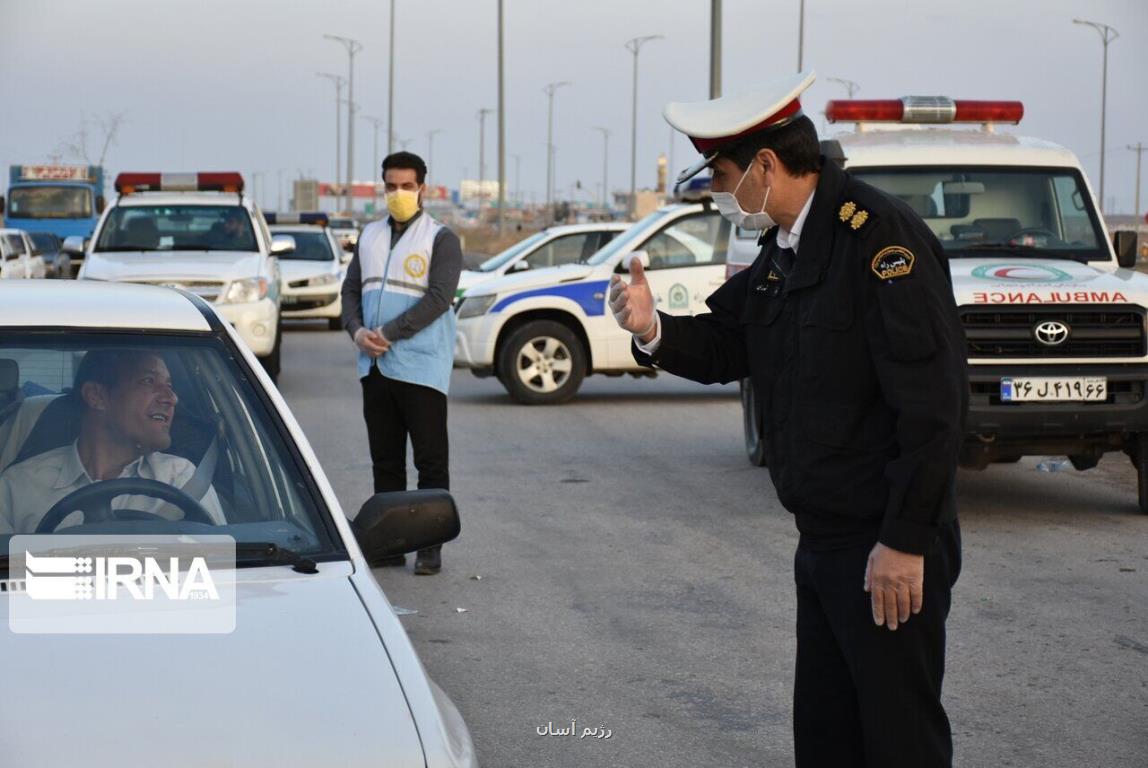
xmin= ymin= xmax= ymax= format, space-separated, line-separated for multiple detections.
xmin=1000 ymin=377 xmax=1107 ymax=402
xmin=281 ymin=295 xmax=299 ymax=305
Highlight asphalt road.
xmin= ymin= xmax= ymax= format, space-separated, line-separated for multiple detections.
xmin=279 ymin=321 xmax=1148 ymax=768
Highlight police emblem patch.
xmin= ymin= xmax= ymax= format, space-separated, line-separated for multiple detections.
xmin=668 ymin=283 xmax=690 ymax=310
xmin=404 ymin=253 xmax=428 ymax=279
xmin=871 ymin=246 xmax=915 ymax=280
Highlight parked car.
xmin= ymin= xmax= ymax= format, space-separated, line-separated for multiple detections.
xmin=27 ymin=231 xmax=72 ymax=278
xmin=0 ymin=228 xmax=47 ymax=280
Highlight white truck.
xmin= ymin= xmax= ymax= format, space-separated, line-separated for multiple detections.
xmin=76 ymin=172 xmax=288 ymax=381
xmin=733 ymin=97 xmax=1147 ymax=512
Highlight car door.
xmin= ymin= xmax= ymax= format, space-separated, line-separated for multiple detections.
xmin=519 ymin=231 xmax=598 ymax=271
xmin=3 ymin=234 xmax=28 ymax=279
xmin=639 ymin=210 xmax=726 ymax=317
xmin=22 ymin=233 xmax=45 ymax=278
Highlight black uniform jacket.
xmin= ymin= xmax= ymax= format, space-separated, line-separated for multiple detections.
xmin=634 ymin=158 xmax=968 ymax=554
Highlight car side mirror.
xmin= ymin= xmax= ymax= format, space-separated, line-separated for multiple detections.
xmin=1114 ymin=230 xmax=1137 ymax=268
xmin=62 ymin=236 xmax=86 ymax=255
xmin=620 ymin=250 xmax=650 ymax=273
xmin=352 ymin=488 xmax=461 ymax=564
xmin=270 ymin=234 xmax=296 ymax=255
xmin=511 ymin=260 xmax=530 ymax=272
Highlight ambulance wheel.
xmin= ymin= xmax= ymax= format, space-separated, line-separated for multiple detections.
xmin=261 ymin=319 xmax=283 ymax=383
xmin=741 ymin=379 xmax=767 ymax=467
xmin=1137 ymin=433 xmax=1148 ymax=515
xmin=497 ymin=321 xmax=585 ymax=405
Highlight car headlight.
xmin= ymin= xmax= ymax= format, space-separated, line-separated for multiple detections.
xmin=221 ymin=277 xmax=269 ymax=304
xmin=307 ymin=273 xmax=339 ymax=287
xmin=457 ymin=293 xmax=497 ymax=319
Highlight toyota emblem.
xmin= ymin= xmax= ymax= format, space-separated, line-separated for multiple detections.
xmin=1034 ymin=320 xmax=1070 ymax=346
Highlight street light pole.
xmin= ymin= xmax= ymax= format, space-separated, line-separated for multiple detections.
xmin=511 ymin=153 xmax=521 ymax=207
xmin=325 ymin=34 xmax=363 ymax=214
xmin=388 ymin=0 xmax=396 ymax=156
xmin=497 ymin=0 xmax=506 ymax=234
xmin=593 ymin=127 xmax=610 ymax=209
xmin=625 ymin=35 xmax=663 ymax=220
xmin=1073 ymin=18 xmax=1119 ymax=214
xmin=362 ymin=115 xmax=384 ymax=213
xmin=316 ymin=73 xmax=346 ymax=205
xmin=797 ymin=0 xmax=805 ymax=72
xmin=1130 ymin=143 xmax=1146 ymax=217
xmin=426 ymin=129 xmax=442 ymax=183
xmin=828 ymin=77 xmax=860 ymax=98
xmin=710 ymin=0 xmax=721 ymax=98
xmin=477 ymin=108 xmax=494 ymax=214
xmin=543 ymin=81 xmax=571 ymax=223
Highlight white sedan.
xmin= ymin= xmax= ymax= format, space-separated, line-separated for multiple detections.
xmin=0 ymin=228 xmax=47 ymax=279
xmin=0 ymin=281 xmax=476 ymax=767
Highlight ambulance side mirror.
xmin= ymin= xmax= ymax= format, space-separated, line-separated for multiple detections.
xmin=1114 ymin=230 xmax=1137 ymax=268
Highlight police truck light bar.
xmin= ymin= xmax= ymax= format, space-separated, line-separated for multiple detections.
xmin=825 ymin=97 xmax=1024 ymax=125
xmin=115 ymin=172 xmax=245 ymax=194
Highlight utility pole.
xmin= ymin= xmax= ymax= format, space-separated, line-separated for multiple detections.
xmin=497 ymin=0 xmax=506 ymax=234
xmin=1073 ymin=18 xmax=1119 ymax=214
xmin=797 ymin=0 xmax=805 ymax=72
xmin=388 ymin=0 xmax=396 ymax=156
xmin=276 ymin=169 xmax=283 ymax=211
xmin=325 ymin=34 xmax=363 ymax=213
xmin=828 ymin=77 xmax=860 ymax=98
xmin=710 ymin=0 xmax=721 ymax=98
xmin=316 ymin=72 xmax=346 ymax=204
xmin=544 ymin=81 xmax=571 ymax=223
xmin=362 ymin=115 xmax=385 ymax=212
xmin=593 ymin=127 xmax=610 ymax=209
xmin=625 ymin=35 xmax=663 ymax=220
xmin=477 ymin=108 xmax=494 ymax=213
xmin=1130 ymin=143 xmax=1146 ymax=218
xmin=511 ymin=153 xmax=521 ymax=207
xmin=426 ymin=128 xmax=442 ymax=183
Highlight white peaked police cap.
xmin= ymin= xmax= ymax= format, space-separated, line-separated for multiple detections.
xmin=664 ymin=71 xmax=817 ymax=184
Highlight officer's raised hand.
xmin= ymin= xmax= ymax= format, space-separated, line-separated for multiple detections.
xmin=609 ymin=258 xmax=657 ymax=342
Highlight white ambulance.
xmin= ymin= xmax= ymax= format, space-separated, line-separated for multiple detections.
xmin=78 ymin=173 xmax=288 ymax=381
xmin=734 ymin=97 xmax=1148 ymax=512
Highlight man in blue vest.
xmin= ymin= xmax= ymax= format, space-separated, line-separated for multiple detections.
xmin=341 ymin=151 xmax=463 ymax=575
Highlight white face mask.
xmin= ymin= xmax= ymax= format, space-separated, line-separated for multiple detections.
xmin=712 ymin=162 xmax=776 ymax=231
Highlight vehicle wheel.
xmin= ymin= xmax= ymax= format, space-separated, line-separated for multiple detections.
xmin=496 ymin=320 xmax=585 ymax=405
xmin=741 ymin=379 xmax=767 ymax=467
xmin=1068 ymin=454 xmax=1099 ymax=471
xmin=328 ymin=317 xmax=342 ymax=331
xmin=261 ymin=319 xmax=283 ymax=383
xmin=1137 ymin=434 xmax=1148 ymax=515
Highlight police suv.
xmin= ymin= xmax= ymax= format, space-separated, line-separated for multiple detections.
xmin=454 ymin=201 xmax=728 ymax=404
xmin=266 ymin=212 xmax=348 ymax=330
xmin=77 ymin=173 xmax=288 ymax=381
xmin=734 ymin=97 xmax=1148 ymax=512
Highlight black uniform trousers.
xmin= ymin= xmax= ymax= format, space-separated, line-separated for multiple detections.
xmin=793 ymin=520 xmax=961 ymax=768
xmin=360 ymin=366 xmax=450 ymax=496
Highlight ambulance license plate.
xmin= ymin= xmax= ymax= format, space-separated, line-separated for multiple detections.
xmin=1000 ymin=377 xmax=1107 ymax=402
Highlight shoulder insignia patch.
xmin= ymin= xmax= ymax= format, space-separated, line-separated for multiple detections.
xmin=838 ymin=201 xmax=857 ymax=222
xmin=850 ymin=210 xmax=869 ymax=230
xmin=871 ymin=246 xmax=915 ymax=281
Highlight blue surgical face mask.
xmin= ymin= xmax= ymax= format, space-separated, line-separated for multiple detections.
xmin=712 ymin=162 xmax=775 ymax=231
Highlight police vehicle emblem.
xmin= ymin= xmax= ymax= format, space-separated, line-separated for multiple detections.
xmin=668 ymin=283 xmax=689 ymax=310
xmin=871 ymin=246 xmax=915 ymax=280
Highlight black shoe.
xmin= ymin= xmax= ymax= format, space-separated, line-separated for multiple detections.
xmin=413 ymin=547 xmax=441 ymax=575
xmin=374 ymin=554 xmax=406 ymax=567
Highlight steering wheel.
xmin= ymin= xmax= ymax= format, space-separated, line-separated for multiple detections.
xmin=1008 ymin=227 xmax=1060 ymax=246
xmin=36 ymin=478 xmax=215 ymax=534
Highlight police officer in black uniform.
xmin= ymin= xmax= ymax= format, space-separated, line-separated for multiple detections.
xmin=609 ymin=73 xmax=968 ymax=767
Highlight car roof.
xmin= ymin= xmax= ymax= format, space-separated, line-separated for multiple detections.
xmin=834 ymin=128 xmax=1080 ymax=170
xmin=0 ymin=229 xmax=28 ymax=236
xmin=113 ymin=192 xmax=253 ymax=208
xmin=542 ymin=222 xmax=629 ymax=234
xmin=0 ymin=282 xmax=212 ymax=331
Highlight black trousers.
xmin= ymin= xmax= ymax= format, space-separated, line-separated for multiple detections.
xmin=793 ymin=520 xmax=961 ymax=768
xmin=360 ymin=367 xmax=450 ymax=495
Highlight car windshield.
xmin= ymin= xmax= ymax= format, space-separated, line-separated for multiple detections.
xmin=270 ymin=229 xmax=335 ymax=261
xmin=28 ymin=233 xmax=60 ymax=252
xmin=328 ymin=218 xmax=356 ymax=230
xmin=850 ymin=166 xmax=1106 ymax=261
xmin=585 ymin=209 xmax=672 ymax=266
xmin=478 ymin=231 xmax=549 ymax=272
xmin=8 ymin=186 xmax=92 ymax=219
xmin=94 ymin=205 xmax=259 ymax=253
xmin=0 ymin=333 xmax=342 ymax=570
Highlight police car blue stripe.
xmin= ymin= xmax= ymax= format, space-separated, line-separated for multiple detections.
xmin=491 ymin=280 xmax=611 ymax=316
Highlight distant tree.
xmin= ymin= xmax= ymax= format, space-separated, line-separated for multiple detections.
xmin=56 ymin=112 xmax=126 ymax=166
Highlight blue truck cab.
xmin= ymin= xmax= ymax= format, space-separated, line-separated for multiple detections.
xmin=1 ymin=166 xmax=105 ymax=273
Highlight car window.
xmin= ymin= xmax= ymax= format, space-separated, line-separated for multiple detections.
xmin=271 ymin=230 xmax=335 ymax=261
xmin=642 ymin=213 xmax=726 ymax=271
xmin=4 ymin=235 xmax=26 ymax=258
xmin=523 ymin=233 xmax=594 ymax=269
xmin=0 ymin=334 xmax=341 ymax=559
xmin=29 ymin=233 xmax=59 ymax=254
xmin=94 ymin=205 xmax=259 ymax=253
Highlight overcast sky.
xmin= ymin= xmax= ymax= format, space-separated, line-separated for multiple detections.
xmin=2 ymin=0 xmax=1146 ymax=213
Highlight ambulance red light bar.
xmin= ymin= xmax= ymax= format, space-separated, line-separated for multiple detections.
xmin=114 ymin=172 xmax=246 ymax=194
xmin=825 ymin=97 xmax=1023 ymax=125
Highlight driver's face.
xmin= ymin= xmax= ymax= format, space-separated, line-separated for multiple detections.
xmin=224 ymin=216 xmax=243 ymax=235
xmin=103 ymin=356 xmax=178 ymax=453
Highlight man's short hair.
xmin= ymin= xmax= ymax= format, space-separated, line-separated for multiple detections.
xmin=74 ymin=350 xmax=159 ymax=394
xmin=382 ymin=151 xmax=428 ymax=184
xmin=720 ymin=115 xmax=821 ymax=177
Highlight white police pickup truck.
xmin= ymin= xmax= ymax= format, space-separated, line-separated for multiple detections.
xmin=75 ymin=173 xmax=288 ymax=381
xmin=454 ymin=202 xmax=728 ymax=404
xmin=735 ymin=97 xmax=1148 ymax=512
